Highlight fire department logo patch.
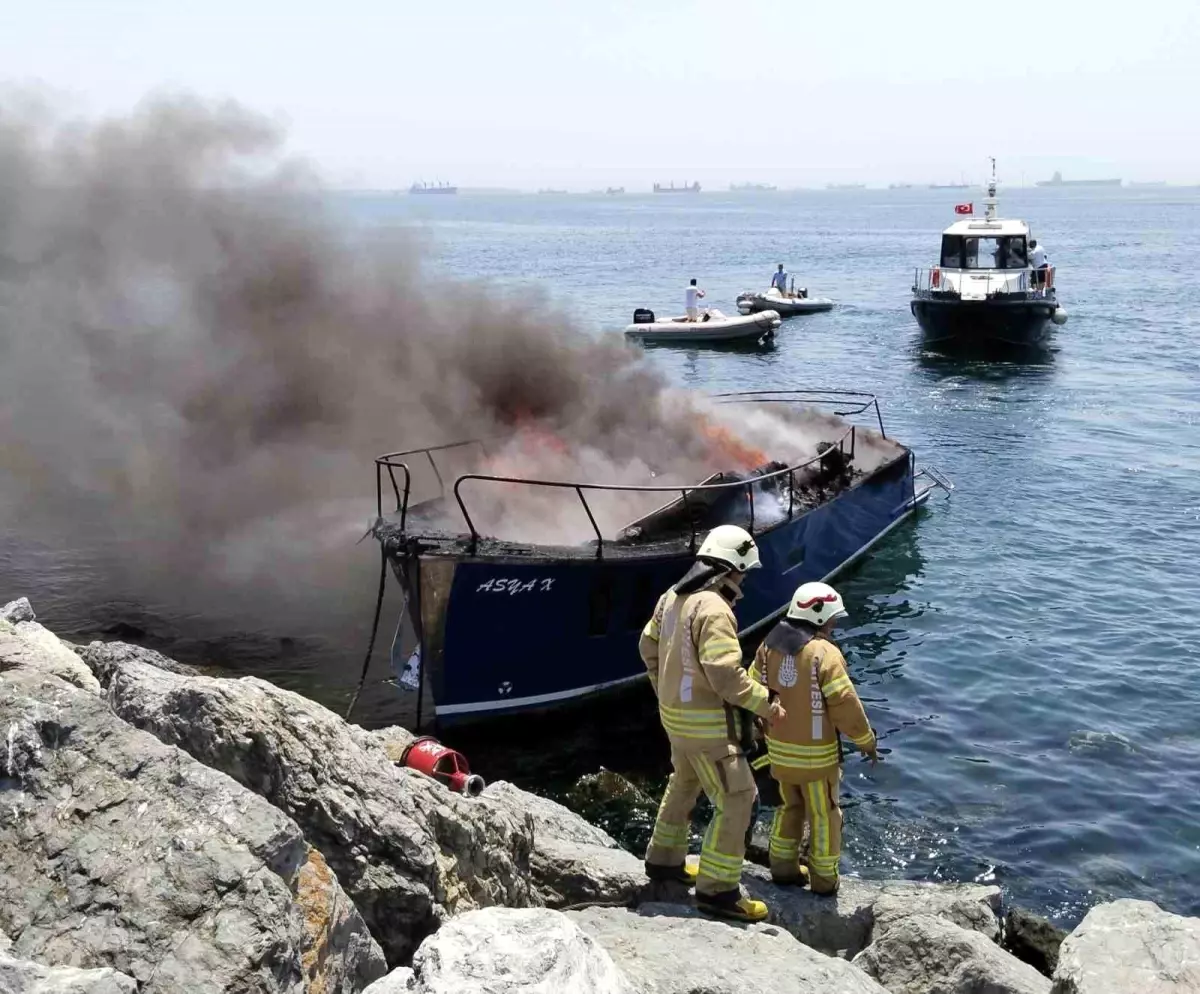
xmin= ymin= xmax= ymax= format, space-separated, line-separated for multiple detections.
xmin=778 ymin=654 xmax=798 ymax=688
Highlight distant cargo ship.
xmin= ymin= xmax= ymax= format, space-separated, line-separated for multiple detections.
xmin=929 ymin=183 xmax=969 ymax=189
xmin=409 ymin=181 xmax=457 ymax=195
xmin=605 ymin=187 xmax=624 ymax=195
xmin=537 ymin=189 xmax=568 ymax=195
xmin=1036 ymin=171 xmax=1121 ymax=188
xmin=730 ymin=182 xmax=776 ymax=191
xmin=827 ymin=183 xmax=866 ymax=190
xmin=653 ymin=181 xmax=700 ymax=193
xmin=889 ymin=183 xmax=914 ymax=190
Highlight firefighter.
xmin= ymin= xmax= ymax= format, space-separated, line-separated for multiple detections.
xmin=749 ymin=581 xmax=877 ymax=894
xmin=639 ymin=524 xmax=785 ymax=923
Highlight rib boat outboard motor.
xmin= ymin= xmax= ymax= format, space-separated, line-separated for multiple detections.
xmin=633 ymin=307 xmax=655 ymax=324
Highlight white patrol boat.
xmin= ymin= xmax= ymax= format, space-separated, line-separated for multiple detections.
xmin=911 ymin=159 xmax=1068 ymax=349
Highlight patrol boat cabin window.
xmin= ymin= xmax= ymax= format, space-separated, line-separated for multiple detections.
xmin=940 ymin=234 xmax=1028 ymax=270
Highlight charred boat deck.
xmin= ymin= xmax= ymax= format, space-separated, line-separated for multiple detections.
xmin=363 ymin=390 xmax=951 ymax=725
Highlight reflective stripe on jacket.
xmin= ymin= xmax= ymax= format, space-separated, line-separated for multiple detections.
xmin=749 ymin=627 xmax=875 ymax=783
xmin=639 ymin=586 xmax=769 ymax=745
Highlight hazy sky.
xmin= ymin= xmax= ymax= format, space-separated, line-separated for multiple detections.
xmin=3 ymin=0 xmax=1198 ymax=189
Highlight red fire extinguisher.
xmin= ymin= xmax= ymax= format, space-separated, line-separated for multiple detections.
xmin=400 ymin=737 xmax=485 ymax=796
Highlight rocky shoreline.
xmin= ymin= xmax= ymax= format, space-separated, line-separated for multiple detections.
xmin=3 ymin=596 xmax=1198 ymax=993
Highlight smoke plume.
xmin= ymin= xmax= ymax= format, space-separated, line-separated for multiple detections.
xmin=0 ymin=91 xmax=896 ymax=646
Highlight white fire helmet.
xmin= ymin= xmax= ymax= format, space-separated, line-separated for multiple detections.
xmin=786 ymin=581 xmax=847 ymax=626
xmin=696 ymin=525 xmax=761 ymax=572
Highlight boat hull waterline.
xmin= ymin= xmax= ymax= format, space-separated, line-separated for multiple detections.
xmin=911 ymin=297 xmax=1062 ymax=348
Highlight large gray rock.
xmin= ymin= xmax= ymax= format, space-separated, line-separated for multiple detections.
xmin=0 ymin=946 xmax=137 ymax=993
xmin=570 ymin=903 xmax=890 ymax=993
xmin=401 ymin=908 xmax=634 ymax=994
xmin=78 ymin=640 xmax=201 ymax=686
xmin=482 ymin=781 xmax=649 ymax=909
xmin=105 ymin=660 xmax=539 ymax=966
xmin=361 ymin=969 xmax=415 ymax=993
xmin=484 ymin=780 xmax=623 ymax=850
xmin=0 ymin=664 xmax=386 ymax=993
xmin=854 ymin=914 xmax=1050 ymax=994
xmin=739 ymin=863 xmax=1002 ymax=957
xmin=1 ymin=613 xmax=101 ymax=693
xmin=2 ymin=597 xmax=37 ymax=624
xmin=1051 ymin=899 xmax=1200 ymax=994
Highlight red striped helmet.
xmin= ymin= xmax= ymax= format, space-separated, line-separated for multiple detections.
xmin=786 ymin=582 xmax=847 ymax=625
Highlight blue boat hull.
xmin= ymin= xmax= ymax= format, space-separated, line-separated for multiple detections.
xmin=414 ymin=453 xmax=919 ymax=723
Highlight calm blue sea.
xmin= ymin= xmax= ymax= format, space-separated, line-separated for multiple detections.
xmin=5 ymin=185 xmax=1198 ymax=925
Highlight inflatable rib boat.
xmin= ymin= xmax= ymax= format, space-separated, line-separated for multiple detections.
xmin=737 ymin=288 xmax=835 ymax=316
xmin=624 ymin=307 xmax=781 ymax=343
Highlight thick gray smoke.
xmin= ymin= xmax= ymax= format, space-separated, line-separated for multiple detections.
xmin=0 ymin=91 xmax=896 ymax=646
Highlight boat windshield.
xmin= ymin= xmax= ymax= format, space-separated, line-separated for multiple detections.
xmin=941 ymin=234 xmax=1028 ymax=270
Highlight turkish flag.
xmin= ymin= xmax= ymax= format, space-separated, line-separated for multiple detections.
xmin=954 ymin=203 xmax=973 ymax=215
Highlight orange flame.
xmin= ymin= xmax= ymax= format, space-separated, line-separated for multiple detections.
xmin=699 ymin=419 xmax=767 ymax=471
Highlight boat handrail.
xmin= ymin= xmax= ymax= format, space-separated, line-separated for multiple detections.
xmin=912 ymin=266 xmax=1056 ymax=298
xmin=443 ymin=424 xmax=858 ymax=556
xmin=374 ymin=391 xmax=892 ymax=523
xmin=711 ymin=389 xmax=885 ymax=436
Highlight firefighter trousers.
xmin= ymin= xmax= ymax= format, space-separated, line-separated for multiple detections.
xmin=769 ymin=770 xmax=843 ymax=893
xmin=645 ymin=740 xmax=755 ymax=897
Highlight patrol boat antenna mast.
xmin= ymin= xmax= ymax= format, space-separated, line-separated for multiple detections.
xmin=984 ymin=156 xmax=998 ymax=220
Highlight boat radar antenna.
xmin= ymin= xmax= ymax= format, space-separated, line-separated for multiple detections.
xmin=984 ymin=157 xmax=998 ymax=220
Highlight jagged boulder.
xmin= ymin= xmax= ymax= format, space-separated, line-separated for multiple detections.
xmin=2 ymin=597 xmax=36 ymax=624
xmin=570 ymin=903 xmax=890 ymax=993
xmin=1005 ymin=907 xmax=1066 ymax=976
xmin=395 ymin=908 xmax=634 ymax=994
xmin=78 ymin=640 xmax=200 ymax=686
xmin=105 ymin=660 xmax=539 ymax=965
xmin=361 ymin=970 xmax=415 ymax=994
xmin=0 ymin=664 xmax=386 ymax=994
xmin=738 ymin=863 xmax=1001 ymax=957
xmin=1 ymin=609 xmax=100 ymax=693
xmin=482 ymin=781 xmax=649 ymax=908
xmin=0 ymin=944 xmax=137 ymax=993
xmin=854 ymin=913 xmax=1050 ymax=994
xmin=1051 ymin=899 xmax=1200 ymax=993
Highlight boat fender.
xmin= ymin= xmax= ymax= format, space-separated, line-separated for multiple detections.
xmin=931 ymin=267 xmax=941 ymax=288
xmin=1052 ymin=306 xmax=1068 ymax=325
xmin=400 ymin=736 xmax=485 ymax=796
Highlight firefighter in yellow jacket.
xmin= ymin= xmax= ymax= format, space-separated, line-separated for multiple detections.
xmin=639 ymin=525 xmax=785 ymax=923
xmin=749 ymin=581 xmax=877 ymax=894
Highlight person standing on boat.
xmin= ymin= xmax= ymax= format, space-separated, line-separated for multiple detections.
xmin=1029 ymin=239 xmax=1050 ymax=288
xmin=685 ymin=278 xmax=706 ymax=321
xmin=639 ymin=524 xmax=785 ymax=923
xmin=748 ymin=581 xmax=877 ymax=895
xmin=770 ymin=264 xmax=790 ymax=296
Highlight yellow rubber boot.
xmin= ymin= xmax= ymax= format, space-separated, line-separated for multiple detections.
xmin=696 ymin=888 xmax=770 ymax=923
xmin=770 ymin=863 xmax=810 ymax=887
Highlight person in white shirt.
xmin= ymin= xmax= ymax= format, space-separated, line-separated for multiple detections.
xmin=770 ymin=264 xmax=789 ymax=295
xmin=1029 ymin=239 xmax=1049 ymax=287
xmin=685 ymin=278 xmax=706 ymax=321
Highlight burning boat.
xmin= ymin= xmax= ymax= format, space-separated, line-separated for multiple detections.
xmin=368 ymin=390 xmax=950 ymax=725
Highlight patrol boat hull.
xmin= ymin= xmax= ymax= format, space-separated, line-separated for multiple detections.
xmin=368 ymin=392 xmax=949 ymax=726
xmin=911 ymin=295 xmax=1058 ymax=350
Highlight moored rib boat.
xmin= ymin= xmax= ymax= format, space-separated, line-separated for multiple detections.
xmin=624 ymin=307 xmax=781 ymax=343
xmin=367 ymin=391 xmax=952 ymax=726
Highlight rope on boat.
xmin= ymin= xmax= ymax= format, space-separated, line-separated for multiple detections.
xmin=345 ymin=546 xmax=388 ymax=721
